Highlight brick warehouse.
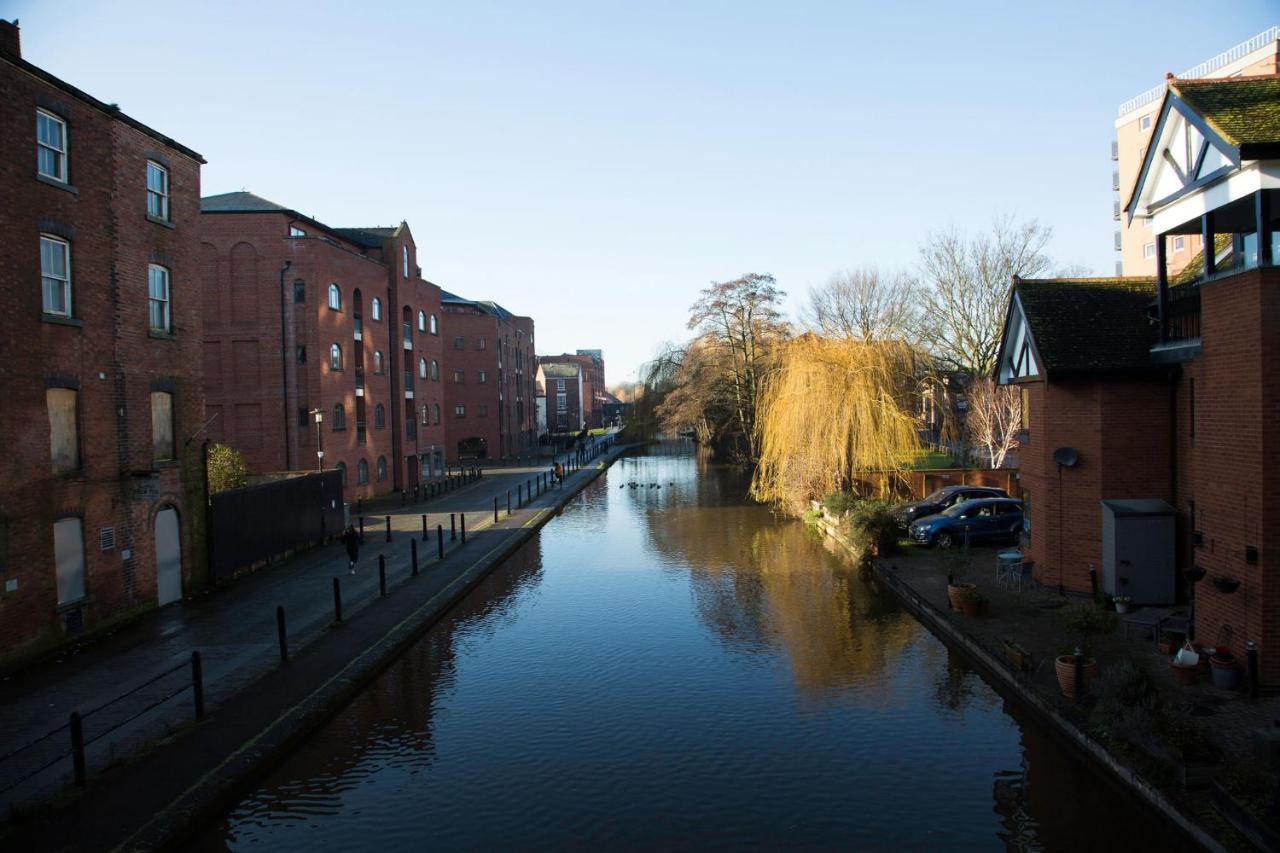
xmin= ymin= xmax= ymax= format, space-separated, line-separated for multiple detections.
xmin=200 ymin=193 xmax=447 ymax=498
xmin=440 ymin=291 xmax=536 ymax=460
xmin=0 ymin=21 xmax=207 ymax=663
xmin=539 ymin=362 xmax=584 ymax=433
xmin=538 ymin=350 xmax=605 ymax=428
xmin=996 ymin=74 xmax=1280 ymax=682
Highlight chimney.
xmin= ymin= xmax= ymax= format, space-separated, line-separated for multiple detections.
xmin=0 ymin=19 xmax=19 ymax=58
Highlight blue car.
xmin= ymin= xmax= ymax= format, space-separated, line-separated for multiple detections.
xmin=908 ymin=497 xmax=1024 ymax=548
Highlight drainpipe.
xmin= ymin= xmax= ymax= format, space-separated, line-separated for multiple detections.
xmin=280 ymin=260 xmax=292 ymax=470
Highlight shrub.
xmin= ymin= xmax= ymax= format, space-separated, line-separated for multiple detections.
xmin=847 ymin=499 xmax=899 ymax=555
xmin=207 ymin=443 xmax=249 ymax=494
xmin=822 ymin=492 xmax=859 ymax=516
xmin=1091 ymin=661 xmax=1163 ymax=749
xmin=801 ymin=508 xmax=822 ymax=526
xmin=1060 ymin=603 xmax=1117 ymax=657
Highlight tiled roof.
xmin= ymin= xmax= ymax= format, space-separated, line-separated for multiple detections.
xmin=200 ymin=191 xmax=290 ymax=213
xmin=333 ymin=227 xmax=396 ymax=249
xmin=1172 ymin=75 xmax=1280 ymax=148
xmin=540 ymin=363 xmax=580 ymax=378
xmin=1014 ymin=277 xmax=1160 ymax=376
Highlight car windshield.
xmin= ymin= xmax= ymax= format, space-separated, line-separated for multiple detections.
xmin=941 ymin=501 xmax=976 ymax=518
xmin=923 ymin=490 xmax=950 ymax=504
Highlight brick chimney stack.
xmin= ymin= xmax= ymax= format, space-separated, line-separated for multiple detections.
xmin=0 ymin=19 xmax=20 ymax=58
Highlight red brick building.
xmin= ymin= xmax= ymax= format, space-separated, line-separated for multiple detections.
xmin=439 ymin=291 xmax=536 ymax=460
xmin=200 ymin=193 xmax=447 ymax=499
xmin=539 ymin=350 xmax=605 ymax=428
xmin=997 ymin=74 xmax=1280 ymax=681
xmin=540 ymin=362 xmax=584 ymax=433
xmin=0 ymin=21 xmax=207 ymax=662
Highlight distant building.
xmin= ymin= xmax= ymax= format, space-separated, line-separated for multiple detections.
xmin=540 ymin=363 xmax=584 ymax=432
xmin=439 ymin=291 xmax=536 ymax=460
xmin=0 ymin=20 xmax=207 ymax=661
xmin=200 ymin=193 xmax=447 ymax=497
xmin=539 ymin=350 xmax=605 ymax=428
xmin=1113 ymin=26 xmax=1278 ymax=276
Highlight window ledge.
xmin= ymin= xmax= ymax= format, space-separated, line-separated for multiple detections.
xmin=146 ymin=214 xmax=175 ymax=230
xmin=41 ymin=313 xmax=83 ymax=328
xmin=148 ymin=330 xmax=177 ymax=341
xmin=37 ymin=173 xmax=79 ymax=195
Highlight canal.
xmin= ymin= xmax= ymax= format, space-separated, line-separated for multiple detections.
xmin=201 ymin=443 xmax=1185 ymax=850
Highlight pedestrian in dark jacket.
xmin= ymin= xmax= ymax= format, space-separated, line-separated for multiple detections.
xmin=342 ymin=526 xmax=360 ymax=575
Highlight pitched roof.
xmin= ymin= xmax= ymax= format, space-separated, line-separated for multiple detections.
xmin=1171 ymin=75 xmax=1280 ymax=148
xmin=541 ymin=363 xmax=580 ymax=378
xmin=200 ymin=191 xmax=290 ymax=213
xmin=1013 ymin=277 xmax=1160 ymax=376
xmin=333 ymin=227 xmax=397 ymax=249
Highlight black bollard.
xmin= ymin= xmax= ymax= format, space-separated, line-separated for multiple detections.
xmin=276 ymin=605 xmax=289 ymax=663
xmin=422 ymin=514 xmax=428 ymax=541
xmin=385 ymin=515 xmax=391 ymax=542
xmin=333 ymin=577 xmax=343 ymax=622
xmin=359 ymin=515 xmax=365 ymax=544
xmin=451 ymin=513 xmax=457 ymax=541
xmin=507 ymin=490 xmax=511 ymax=515
xmin=411 ymin=539 xmax=419 ymax=576
xmin=191 ymin=650 xmax=205 ymax=720
xmin=1088 ymin=565 xmax=1097 ymax=599
xmin=527 ymin=478 xmax=532 ymax=501
xmin=438 ymin=524 xmax=444 ymax=559
xmin=357 ymin=497 xmax=363 ymax=516
xmin=379 ymin=555 xmax=387 ymax=597
xmin=461 ymin=514 xmax=466 ymax=543
xmin=1073 ymin=648 xmax=1084 ymax=700
xmin=1249 ymin=641 xmax=1260 ymax=699
xmin=70 ymin=711 xmax=86 ymax=787
xmin=401 ymin=489 xmax=406 ymax=506
xmin=494 ymin=496 xmax=499 ymax=523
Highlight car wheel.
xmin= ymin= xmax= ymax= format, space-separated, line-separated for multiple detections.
xmin=936 ymin=531 xmax=954 ymax=549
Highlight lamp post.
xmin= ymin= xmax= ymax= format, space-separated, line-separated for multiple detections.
xmin=311 ymin=408 xmax=324 ymax=472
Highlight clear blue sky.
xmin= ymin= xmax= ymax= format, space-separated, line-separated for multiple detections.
xmin=9 ymin=1 xmax=1276 ymax=382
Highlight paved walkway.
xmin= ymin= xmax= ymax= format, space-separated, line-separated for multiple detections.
xmin=0 ymin=438 xmax=614 ymax=819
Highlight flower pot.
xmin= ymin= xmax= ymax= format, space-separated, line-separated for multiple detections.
xmin=1211 ymin=658 xmax=1241 ymax=690
xmin=1115 ymin=601 xmax=1130 ymax=614
xmin=1171 ymin=662 xmax=1198 ymax=685
xmin=1212 ymin=576 xmax=1241 ymax=594
xmin=947 ymin=582 xmax=975 ymax=612
xmin=1055 ymin=655 xmax=1098 ymax=698
xmin=960 ymin=599 xmax=982 ymax=618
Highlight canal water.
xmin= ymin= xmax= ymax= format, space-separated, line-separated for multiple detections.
xmin=201 ymin=443 xmax=1185 ymax=851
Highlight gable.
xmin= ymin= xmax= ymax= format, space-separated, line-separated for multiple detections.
xmin=1126 ymin=91 xmax=1240 ymax=222
xmin=996 ymin=292 xmax=1041 ymax=384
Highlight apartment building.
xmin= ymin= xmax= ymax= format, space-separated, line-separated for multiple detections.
xmin=0 ymin=21 xmax=206 ymax=661
xmin=540 ymin=362 xmax=584 ymax=432
xmin=200 ymin=193 xmax=447 ymax=498
xmin=1113 ymin=25 xmax=1278 ymax=275
xmin=439 ymin=291 xmax=537 ymax=460
xmin=539 ymin=350 xmax=605 ymax=428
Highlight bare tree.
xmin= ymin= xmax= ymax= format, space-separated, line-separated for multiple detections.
xmin=965 ymin=379 xmax=1022 ymax=468
xmin=804 ymin=267 xmax=920 ymax=341
xmin=916 ymin=217 xmax=1054 ymax=377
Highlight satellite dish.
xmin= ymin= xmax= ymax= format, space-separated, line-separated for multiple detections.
xmin=1053 ymin=447 xmax=1079 ymax=468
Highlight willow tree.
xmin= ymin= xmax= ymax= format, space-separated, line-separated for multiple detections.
xmin=751 ymin=335 xmax=922 ymax=514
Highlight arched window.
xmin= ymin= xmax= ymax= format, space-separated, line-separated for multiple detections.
xmin=335 ymin=461 xmax=347 ymax=487
xmin=430 ymin=359 xmax=439 ymax=381
xmin=429 ymin=314 xmax=438 ymax=335
xmin=419 ymin=357 xmax=427 ymax=379
xmin=377 ymin=456 xmax=387 ymax=481
xmin=332 ymin=403 xmax=346 ymax=429
xmin=373 ymin=351 xmax=384 ymax=374
xmin=357 ymin=459 xmax=369 ymax=485
xmin=371 ymin=297 xmax=382 ymax=321
xmin=433 ymin=403 xmax=441 ymax=425
xmin=328 ymin=283 xmax=341 ymax=311
xmin=421 ymin=404 xmax=428 ymax=425
xmin=417 ymin=310 xmax=426 ymax=332
xmin=329 ymin=343 xmax=343 ymax=371
xmin=374 ymin=403 xmax=385 ymax=428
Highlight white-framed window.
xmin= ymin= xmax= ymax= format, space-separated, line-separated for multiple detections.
xmin=37 ymin=109 xmax=67 ymax=182
xmin=1140 ymin=114 xmax=1152 ymax=131
xmin=148 ymin=264 xmax=171 ymax=333
xmin=330 ymin=343 xmax=343 ymax=370
xmin=556 ymin=393 xmax=567 ymax=412
xmin=402 ymin=246 xmax=409 ymax=277
xmin=478 ymin=370 xmax=487 ymax=384
xmin=1143 ymin=242 xmax=1156 ymax=260
xmin=371 ymin=297 xmax=382 ymax=321
xmin=556 ymin=379 xmax=565 ymax=391
xmin=328 ymin=283 xmax=341 ymax=311
xmin=429 ymin=314 xmax=438 ymax=335
xmin=289 ymin=225 xmax=306 ymax=237
xmin=419 ymin=357 xmax=428 ymax=379
xmin=1174 ymin=236 xmax=1185 ymax=251
xmin=454 ymin=405 xmax=465 ymax=418
xmin=40 ymin=234 xmax=72 ymax=317
xmin=53 ymin=517 xmax=86 ymax=606
xmin=417 ymin=310 xmax=426 ymax=332
xmin=146 ymin=161 xmax=169 ymax=220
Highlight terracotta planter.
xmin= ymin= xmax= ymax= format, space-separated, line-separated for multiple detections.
xmin=1171 ymin=662 xmax=1198 ymax=685
xmin=1158 ymin=641 xmax=1175 ymax=656
xmin=947 ymin=582 xmax=976 ymax=611
xmin=1054 ymin=655 xmax=1098 ymax=698
xmin=960 ymin=599 xmax=982 ymax=618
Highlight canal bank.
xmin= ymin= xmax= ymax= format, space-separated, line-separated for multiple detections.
xmin=0 ymin=441 xmax=633 ymax=853
xmin=812 ymin=512 xmax=1229 ymax=852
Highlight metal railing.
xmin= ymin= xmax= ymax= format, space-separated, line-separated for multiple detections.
xmin=1118 ymin=26 xmax=1280 ymax=116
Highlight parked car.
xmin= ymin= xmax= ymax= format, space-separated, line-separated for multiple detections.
xmin=908 ymin=497 xmax=1024 ymax=548
xmin=891 ymin=485 xmax=1009 ymax=530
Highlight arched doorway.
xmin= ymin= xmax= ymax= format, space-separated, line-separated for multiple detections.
xmin=155 ymin=507 xmax=182 ymax=606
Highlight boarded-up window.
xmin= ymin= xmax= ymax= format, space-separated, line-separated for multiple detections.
xmin=151 ymin=391 xmax=175 ymax=461
xmin=53 ymin=517 xmax=86 ymax=606
xmin=46 ymin=388 xmax=78 ymax=473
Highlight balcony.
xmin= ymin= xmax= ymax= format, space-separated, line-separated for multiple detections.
xmin=1114 ymin=231 xmax=1122 ymax=251
xmin=1113 ymin=199 xmax=1121 ymax=221
xmin=1111 ymin=170 xmax=1120 ymax=192
xmin=1111 ymin=139 xmax=1118 ymax=161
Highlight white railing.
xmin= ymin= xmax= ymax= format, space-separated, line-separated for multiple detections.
xmin=1117 ymin=25 xmax=1280 ymax=117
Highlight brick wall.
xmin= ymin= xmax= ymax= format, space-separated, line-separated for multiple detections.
xmin=440 ymin=308 xmax=537 ymax=461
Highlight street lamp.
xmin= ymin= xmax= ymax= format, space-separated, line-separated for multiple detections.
xmin=311 ymin=408 xmax=324 ymax=472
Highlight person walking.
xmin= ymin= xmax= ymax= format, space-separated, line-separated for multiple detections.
xmin=342 ymin=525 xmax=360 ymax=575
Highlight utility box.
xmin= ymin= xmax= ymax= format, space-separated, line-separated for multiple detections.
xmin=1101 ymin=499 xmax=1177 ymax=605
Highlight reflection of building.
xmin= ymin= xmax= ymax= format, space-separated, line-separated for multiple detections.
xmin=1 ymin=21 xmax=206 ymax=661
xmin=201 ymin=194 xmax=446 ymax=496
xmin=998 ymin=72 xmax=1280 ymax=681
xmin=1113 ymin=26 xmax=1278 ymax=276
xmin=439 ymin=291 xmax=536 ymax=460
xmin=538 ymin=363 xmax=583 ymax=432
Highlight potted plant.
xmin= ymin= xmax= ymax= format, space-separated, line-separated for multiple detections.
xmin=1212 ymin=576 xmax=1241 ymax=594
xmin=1054 ymin=604 xmax=1116 ymax=698
xmin=1210 ymin=648 xmax=1241 ymax=690
xmin=941 ymin=546 xmax=974 ymax=611
xmin=1113 ymin=595 xmax=1132 ymax=615
xmin=1158 ymin=632 xmax=1183 ymax=656
xmin=958 ymin=586 xmax=986 ymax=618
xmin=849 ymin=499 xmax=900 ymax=557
